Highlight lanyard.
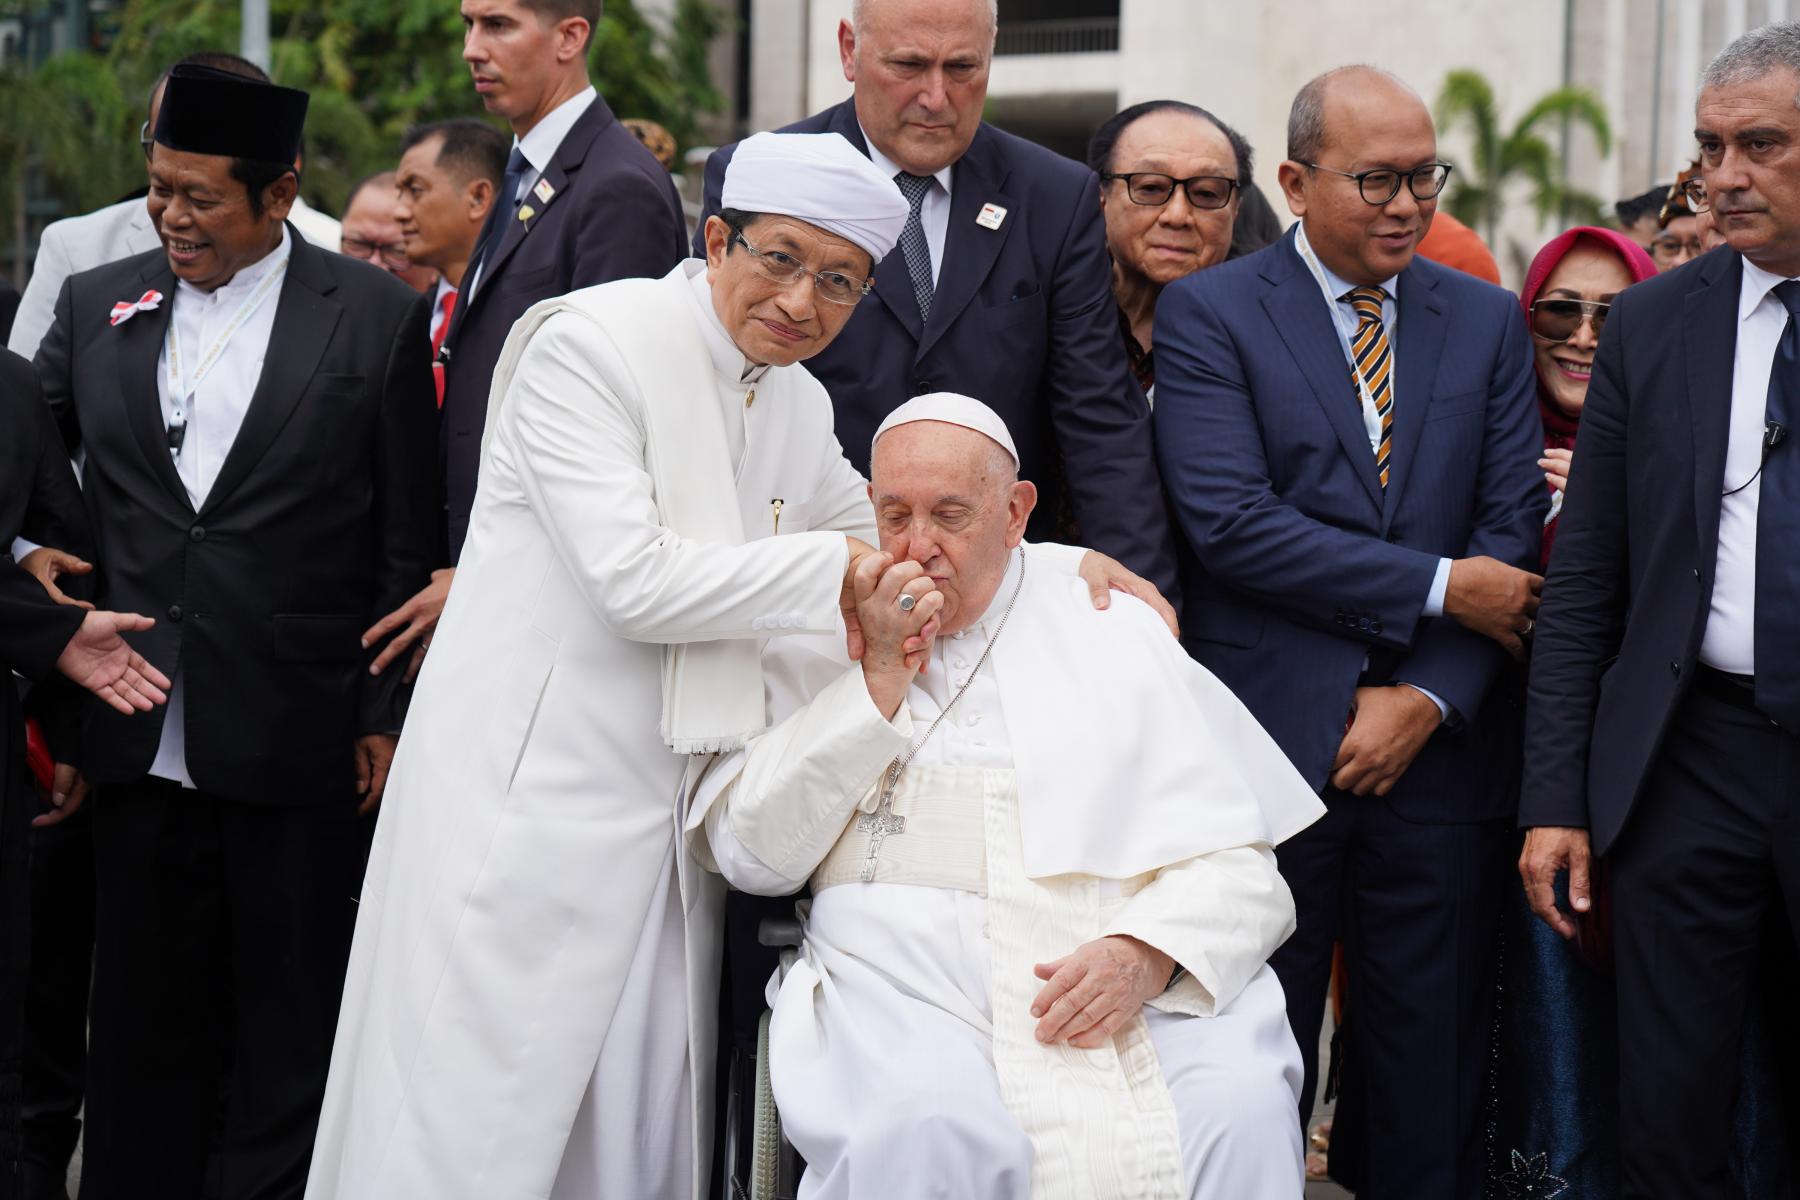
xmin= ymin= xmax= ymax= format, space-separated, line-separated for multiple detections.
xmin=1293 ymin=227 xmax=1390 ymax=456
xmin=163 ymin=255 xmax=289 ymax=462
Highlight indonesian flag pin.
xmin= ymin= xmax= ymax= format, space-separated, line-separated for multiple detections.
xmin=533 ymin=178 xmax=556 ymax=205
xmin=109 ymin=289 xmax=164 ymax=327
xmin=976 ymin=202 xmax=1007 ymax=230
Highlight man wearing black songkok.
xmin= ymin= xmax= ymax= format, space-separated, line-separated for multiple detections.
xmin=31 ymin=64 xmax=438 ymax=1199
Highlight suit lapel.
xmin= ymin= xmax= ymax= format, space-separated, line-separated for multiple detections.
xmin=199 ymin=234 xmax=342 ymax=517
xmin=1261 ymin=236 xmax=1384 ymax=508
xmin=1380 ymin=264 xmax=1448 ymax=531
xmin=917 ymin=132 xmax=1013 ymax=360
xmin=116 ymin=257 xmax=192 ymax=511
xmin=1686 ymin=251 xmax=1744 ymax=560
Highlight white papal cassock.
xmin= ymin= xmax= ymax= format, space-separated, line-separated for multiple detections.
xmin=691 ymin=547 xmax=1328 ymax=1199
xmin=308 ymin=261 xmax=880 ymax=1200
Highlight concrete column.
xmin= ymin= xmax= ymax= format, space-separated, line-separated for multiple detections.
xmin=749 ymin=0 xmax=811 ymax=130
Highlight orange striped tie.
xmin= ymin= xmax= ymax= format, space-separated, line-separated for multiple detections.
xmin=1345 ymin=286 xmax=1393 ymax=488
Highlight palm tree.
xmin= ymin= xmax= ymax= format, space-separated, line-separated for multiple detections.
xmin=1434 ymin=69 xmax=1613 ymax=249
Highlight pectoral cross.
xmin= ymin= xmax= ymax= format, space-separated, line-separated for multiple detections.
xmin=856 ymin=775 xmax=907 ymax=882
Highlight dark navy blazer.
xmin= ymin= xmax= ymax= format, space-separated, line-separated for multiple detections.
xmin=1522 ymin=248 xmax=1750 ymax=853
xmin=698 ymin=100 xmax=1179 ymax=596
xmin=1154 ymin=228 xmax=1546 ymax=821
xmin=439 ymin=92 xmax=688 ymax=561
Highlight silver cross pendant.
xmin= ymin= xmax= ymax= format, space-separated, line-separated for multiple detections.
xmin=856 ymin=783 xmax=907 ymax=882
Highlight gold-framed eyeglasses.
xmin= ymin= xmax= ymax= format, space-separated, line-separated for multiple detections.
xmin=731 ymin=227 xmax=872 ymax=306
xmin=1101 ymin=172 xmax=1239 ymax=211
xmin=1303 ymin=161 xmax=1453 ymax=206
xmin=1530 ymin=298 xmax=1611 ymax=343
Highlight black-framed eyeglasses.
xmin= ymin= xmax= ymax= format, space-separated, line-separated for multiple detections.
xmin=1302 ymin=161 xmax=1453 ymax=205
xmin=731 ymin=227 xmax=872 ymax=306
xmin=342 ymin=237 xmax=413 ymax=272
xmin=1529 ymin=298 xmax=1611 ymax=343
xmin=1101 ymin=172 xmax=1239 ymax=211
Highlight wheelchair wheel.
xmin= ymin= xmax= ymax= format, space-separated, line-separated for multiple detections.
xmin=750 ymin=1009 xmax=782 ymax=1200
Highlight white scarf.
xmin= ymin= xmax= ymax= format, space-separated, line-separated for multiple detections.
xmin=480 ymin=267 xmax=767 ymax=753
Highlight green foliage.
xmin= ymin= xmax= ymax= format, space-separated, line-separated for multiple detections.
xmin=1 ymin=0 xmax=725 ymax=263
xmin=1434 ymin=68 xmax=1613 ymax=248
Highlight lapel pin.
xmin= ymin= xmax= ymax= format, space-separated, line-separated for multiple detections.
xmin=976 ymin=203 xmax=1008 ymax=231
xmin=533 ymin=178 xmax=556 ymax=205
xmin=109 ymin=289 xmax=163 ymax=327
xmin=517 ymin=204 xmax=536 ymax=223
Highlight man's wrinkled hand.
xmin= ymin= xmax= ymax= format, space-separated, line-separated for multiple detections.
xmin=1076 ymin=551 xmax=1178 ymax=638
xmin=1444 ymin=555 xmax=1542 ymax=659
xmin=362 ymin=568 xmax=454 ymax=680
xmin=56 ymin=611 xmax=170 ymax=714
xmin=32 ymin=763 xmax=88 ymax=829
xmin=1031 ymin=935 xmax=1174 ymax=1049
xmin=1520 ymin=825 xmax=1592 ymax=940
xmin=20 ymin=545 xmax=95 ymax=610
xmin=853 ymin=553 xmax=943 ymax=668
xmin=353 ymin=734 xmax=398 ymax=816
xmin=1330 ymin=685 xmax=1440 ymax=796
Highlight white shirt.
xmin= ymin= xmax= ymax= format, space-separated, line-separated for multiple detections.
xmin=861 ymin=125 xmax=952 ymax=285
xmin=683 ymin=259 xmax=771 ymax=471
xmin=1292 ymin=224 xmax=1451 ymax=714
xmin=148 ymin=227 xmax=292 ymax=789
xmin=465 ymin=87 xmax=597 ymax=295
xmin=1699 ymin=257 xmax=1798 ymax=674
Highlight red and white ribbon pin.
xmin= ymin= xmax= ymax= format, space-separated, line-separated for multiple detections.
xmin=109 ymin=289 xmax=164 ymax=327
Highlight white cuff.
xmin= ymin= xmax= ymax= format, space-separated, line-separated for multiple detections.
xmin=1423 ymin=556 xmax=1452 ymax=617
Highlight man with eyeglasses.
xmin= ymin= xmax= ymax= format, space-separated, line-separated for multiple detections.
xmin=1152 ymin=65 xmax=1547 ymax=1198
xmin=338 ymin=171 xmax=437 ymax=294
xmin=10 ymin=52 xmax=341 ymax=365
xmin=309 ymin=130 xmax=1156 ymax=1200
xmin=696 ymin=0 xmax=1178 ymax=601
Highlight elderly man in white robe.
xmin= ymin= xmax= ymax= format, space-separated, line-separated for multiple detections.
xmin=309 ymin=135 xmax=1167 ymax=1200
xmin=691 ymin=394 xmax=1326 ymax=1200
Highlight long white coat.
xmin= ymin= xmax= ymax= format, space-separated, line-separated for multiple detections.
xmin=306 ymin=263 xmax=874 ymax=1199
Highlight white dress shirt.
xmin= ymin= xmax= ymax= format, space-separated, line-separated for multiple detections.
xmin=1700 ymin=257 xmax=1798 ymax=674
xmin=861 ymin=126 xmax=952 ymax=285
xmin=465 ymin=87 xmax=597 ymax=295
xmin=148 ymin=227 xmax=292 ymax=789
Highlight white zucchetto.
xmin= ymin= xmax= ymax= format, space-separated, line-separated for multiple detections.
xmin=721 ymin=132 xmax=910 ymax=264
xmin=871 ymin=392 xmax=1021 ymax=469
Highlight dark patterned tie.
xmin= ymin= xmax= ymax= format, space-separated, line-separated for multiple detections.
xmin=894 ymin=171 xmax=935 ymax=324
xmin=1344 ymin=286 xmax=1395 ymax=488
xmin=1753 ymin=279 xmax=1800 ymax=730
xmin=469 ymin=146 xmax=529 ymax=295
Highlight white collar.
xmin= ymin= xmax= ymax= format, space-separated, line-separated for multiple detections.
xmin=176 ymin=224 xmax=292 ymax=301
xmin=680 ymin=258 xmax=772 ymax=386
xmin=1738 ymin=254 xmax=1799 ymax=323
xmin=1294 ymin=221 xmax=1399 ymax=304
xmin=515 ymin=86 xmax=598 ymax=177
xmin=859 ymin=122 xmax=953 ymax=196
xmin=433 ymin=274 xmax=457 ymax=306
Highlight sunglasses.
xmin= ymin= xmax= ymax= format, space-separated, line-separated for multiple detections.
xmin=1530 ymin=298 xmax=1611 ymax=343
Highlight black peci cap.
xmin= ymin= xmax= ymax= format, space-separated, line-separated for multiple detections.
xmin=153 ymin=64 xmax=308 ymax=164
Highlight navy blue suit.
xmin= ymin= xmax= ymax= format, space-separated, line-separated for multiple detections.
xmin=1523 ymin=248 xmax=1800 ymax=1194
xmin=698 ymin=100 xmax=1178 ymax=595
xmin=439 ymin=92 xmax=687 ymax=561
xmin=1154 ymin=228 xmax=1545 ymax=1198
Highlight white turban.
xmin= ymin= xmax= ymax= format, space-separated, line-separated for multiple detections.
xmin=721 ymin=131 xmax=910 ymax=264
xmin=871 ymin=392 xmax=1020 ymax=469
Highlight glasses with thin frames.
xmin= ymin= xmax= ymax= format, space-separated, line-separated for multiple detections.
xmin=342 ymin=237 xmax=413 ymax=272
xmin=1102 ymin=172 xmax=1239 ymax=211
xmin=1303 ymin=161 xmax=1453 ymax=206
xmin=1679 ymin=177 xmax=1709 ymax=213
xmin=1530 ymin=298 xmax=1611 ymax=343
xmin=731 ymin=228 xmax=872 ymax=306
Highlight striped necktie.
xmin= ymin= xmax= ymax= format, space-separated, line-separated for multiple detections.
xmin=1344 ymin=286 xmax=1394 ymax=488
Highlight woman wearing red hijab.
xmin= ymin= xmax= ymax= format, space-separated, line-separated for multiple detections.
xmin=1491 ymin=228 xmax=1790 ymax=1198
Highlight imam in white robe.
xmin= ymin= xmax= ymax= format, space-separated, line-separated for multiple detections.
xmin=690 ymin=547 xmax=1328 ymax=1199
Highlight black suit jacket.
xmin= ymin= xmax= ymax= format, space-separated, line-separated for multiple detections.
xmin=2 ymin=347 xmax=86 ymax=681
xmin=1523 ymin=247 xmax=1753 ymax=852
xmin=699 ymin=101 xmax=1179 ymax=596
xmin=35 ymin=229 xmax=441 ymax=804
xmin=439 ymin=92 xmax=688 ymax=560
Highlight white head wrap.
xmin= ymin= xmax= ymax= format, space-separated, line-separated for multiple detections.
xmin=721 ymin=131 xmax=910 ymax=264
xmin=871 ymin=392 xmax=1021 ymax=469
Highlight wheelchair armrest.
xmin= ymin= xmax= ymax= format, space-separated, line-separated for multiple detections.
xmin=757 ymin=915 xmax=804 ymax=950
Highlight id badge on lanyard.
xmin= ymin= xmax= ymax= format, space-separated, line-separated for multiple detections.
xmin=164 ymin=258 xmax=289 ymax=462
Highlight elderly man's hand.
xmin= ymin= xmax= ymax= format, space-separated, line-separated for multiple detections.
xmin=1031 ymin=935 xmax=1175 ymax=1049
xmin=1076 ymin=551 xmax=1178 ymax=638
xmin=851 ymin=553 xmax=942 ymax=718
xmin=1520 ymin=825 xmax=1592 ymax=940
